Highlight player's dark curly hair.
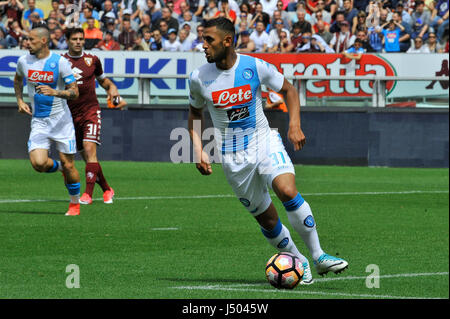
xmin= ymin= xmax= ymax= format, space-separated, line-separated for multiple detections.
xmin=203 ymin=17 xmax=236 ymax=44
xmin=65 ymin=27 xmax=85 ymax=40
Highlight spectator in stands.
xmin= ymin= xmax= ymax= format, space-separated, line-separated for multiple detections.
xmin=46 ymin=17 xmax=60 ymax=33
xmin=150 ymin=28 xmax=163 ymax=50
xmin=411 ymin=1 xmax=431 ymax=40
xmin=316 ymin=20 xmax=333 ymax=42
xmin=329 ymin=20 xmax=355 ymax=52
xmin=312 ymin=10 xmax=330 ymax=33
xmin=277 ymin=1 xmax=291 ymax=23
xmin=49 ymin=27 xmax=68 ymax=49
xmin=181 ymin=21 xmax=197 ymax=42
xmin=352 ymin=10 xmax=368 ymax=34
xmin=0 ymin=28 xmax=7 ymax=49
xmin=430 ymin=0 xmax=449 ymax=43
xmin=131 ymin=32 xmax=145 ymax=50
xmin=145 ymin=0 xmax=162 ymax=23
xmin=84 ymin=16 xmax=103 ymax=49
xmin=191 ymin=24 xmax=204 ymax=50
xmin=119 ymin=0 xmax=140 ymax=22
xmin=306 ymin=0 xmax=320 ymax=14
xmin=424 ymin=31 xmax=445 ymax=51
xmin=6 ymin=20 xmax=27 ymax=48
xmin=180 ymin=10 xmax=198 ymax=30
xmin=250 ymin=20 xmax=270 ymax=52
xmin=407 ymin=35 xmax=431 ymax=51
xmin=379 ymin=8 xmax=390 ymax=26
xmin=366 ymin=1 xmax=381 ymax=28
xmin=138 ymin=27 xmax=152 ymax=50
xmin=100 ymin=1 xmax=117 ymax=27
xmin=163 ymin=28 xmax=181 ymax=51
xmin=249 ymin=2 xmax=271 ymax=29
xmin=215 ymin=0 xmax=237 ymax=23
xmin=342 ymin=0 xmax=358 ymax=27
xmin=187 ymin=0 xmax=205 ymax=21
xmin=292 ymin=9 xmax=313 ymax=33
xmin=290 ymin=23 xmax=304 ymax=50
xmin=323 ymin=0 xmax=338 ymax=17
xmin=367 ymin=25 xmax=383 ymax=51
xmin=329 ymin=10 xmax=345 ymax=32
xmin=268 ymin=18 xmax=291 ymax=52
xmin=105 ymin=19 xmax=121 ymax=40
xmin=158 ymin=19 xmax=170 ymax=39
xmin=379 ymin=17 xmax=405 ymax=52
xmin=203 ymin=0 xmax=219 ymax=20
xmin=138 ymin=13 xmax=153 ymax=35
xmin=311 ymin=1 xmax=332 ymax=24
xmin=81 ymin=6 xmax=101 ymax=30
xmin=178 ymin=28 xmax=193 ymax=51
xmin=343 ymin=37 xmax=365 ymax=59
xmin=154 ymin=6 xmax=179 ymax=32
xmin=98 ymin=29 xmax=121 ymax=50
xmin=118 ymin=17 xmax=137 ymax=50
xmin=50 ymin=0 xmax=67 ymax=25
xmin=396 ymin=2 xmax=413 ymax=26
xmin=260 ymin=0 xmax=278 ymax=17
xmin=28 ymin=11 xmax=47 ymax=30
xmin=297 ymin=31 xmax=327 ymax=51
xmin=236 ymin=30 xmax=256 ymax=52
xmin=393 ymin=10 xmax=412 ymax=51
xmin=23 ymin=0 xmax=44 ymax=30
xmin=0 ymin=0 xmax=25 ymax=29
xmin=271 ymin=9 xmax=291 ymax=30
xmin=19 ymin=34 xmax=30 ymax=49
xmin=356 ymin=29 xmax=376 ymax=52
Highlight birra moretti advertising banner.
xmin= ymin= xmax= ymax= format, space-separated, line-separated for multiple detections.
xmin=0 ymin=51 xmax=447 ymax=99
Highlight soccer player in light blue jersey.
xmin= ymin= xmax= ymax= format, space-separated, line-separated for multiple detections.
xmin=188 ymin=18 xmax=348 ymax=284
xmin=14 ymin=27 xmax=82 ymax=216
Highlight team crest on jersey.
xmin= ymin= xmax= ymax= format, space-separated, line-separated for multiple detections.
xmin=84 ymin=57 xmax=93 ymax=67
xmin=242 ymin=68 xmax=254 ymax=80
xmin=49 ymin=62 xmax=57 ymax=69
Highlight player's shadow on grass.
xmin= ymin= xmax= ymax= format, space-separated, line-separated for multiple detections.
xmin=160 ymin=277 xmax=267 ymax=285
xmin=0 ymin=209 xmax=64 ymax=215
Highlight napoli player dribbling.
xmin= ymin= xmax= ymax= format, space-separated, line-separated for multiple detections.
xmin=188 ymin=18 xmax=348 ymax=284
xmin=14 ymin=27 xmax=82 ymax=216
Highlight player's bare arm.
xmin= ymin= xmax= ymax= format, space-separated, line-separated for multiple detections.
xmin=14 ymin=73 xmax=32 ymax=115
xmin=188 ymin=105 xmax=212 ymax=175
xmin=279 ymin=78 xmax=306 ymax=151
xmin=36 ymin=81 xmax=79 ymax=100
xmin=98 ymin=77 xmax=119 ymax=98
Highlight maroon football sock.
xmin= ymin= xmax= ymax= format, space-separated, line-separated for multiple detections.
xmin=95 ymin=163 xmax=110 ymax=192
xmin=85 ymin=162 xmax=99 ymax=197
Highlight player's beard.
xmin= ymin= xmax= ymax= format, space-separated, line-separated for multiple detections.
xmin=207 ymin=46 xmax=227 ymax=64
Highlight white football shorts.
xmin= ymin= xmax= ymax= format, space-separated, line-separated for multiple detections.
xmin=28 ymin=110 xmax=76 ymax=154
xmin=222 ymin=130 xmax=295 ymax=216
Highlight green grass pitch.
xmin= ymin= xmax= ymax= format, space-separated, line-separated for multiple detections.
xmin=0 ymin=159 xmax=448 ymax=299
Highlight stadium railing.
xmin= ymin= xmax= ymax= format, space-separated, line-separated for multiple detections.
xmin=1 ymin=72 xmax=448 ymax=107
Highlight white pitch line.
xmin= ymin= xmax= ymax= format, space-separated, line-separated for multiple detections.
xmin=0 ymin=190 xmax=447 ymax=204
xmin=171 ymin=272 xmax=449 ymax=299
xmin=151 ymin=227 xmax=179 ymax=231
xmin=172 ymin=285 xmax=442 ymax=299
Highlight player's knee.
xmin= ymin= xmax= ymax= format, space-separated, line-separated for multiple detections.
xmin=31 ymin=162 xmax=48 ymax=173
xmin=61 ymin=159 xmax=75 ymax=172
xmin=277 ymin=184 xmax=299 ymax=202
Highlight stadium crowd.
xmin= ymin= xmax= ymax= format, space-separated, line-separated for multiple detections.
xmin=0 ymin=0 xmax=448 ymax=53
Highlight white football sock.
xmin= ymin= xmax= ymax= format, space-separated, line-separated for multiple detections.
xmin=283 ymin=194 xmax=324 ymax=261
xmin=261 ymin=218 xmax=308 ymax=264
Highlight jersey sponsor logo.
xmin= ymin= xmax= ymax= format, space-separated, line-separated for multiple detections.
xmin=226 ymin=106 xmax=249 ymax=121
xmin=212 ymin=84 xmax=252 ymax=108
xmin=27 ymin=70 xmax=54 ymax=83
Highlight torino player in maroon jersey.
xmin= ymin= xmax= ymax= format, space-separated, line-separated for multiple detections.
xmin=63 ymin=28 xmax=125 ymax=205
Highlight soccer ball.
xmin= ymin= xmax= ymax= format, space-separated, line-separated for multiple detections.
xmin=265 ymin=252 xmax=304 ymax=289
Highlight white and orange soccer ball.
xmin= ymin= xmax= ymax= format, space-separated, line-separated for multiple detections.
xmin=265 ymin=252 xmax=304 ymax=289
